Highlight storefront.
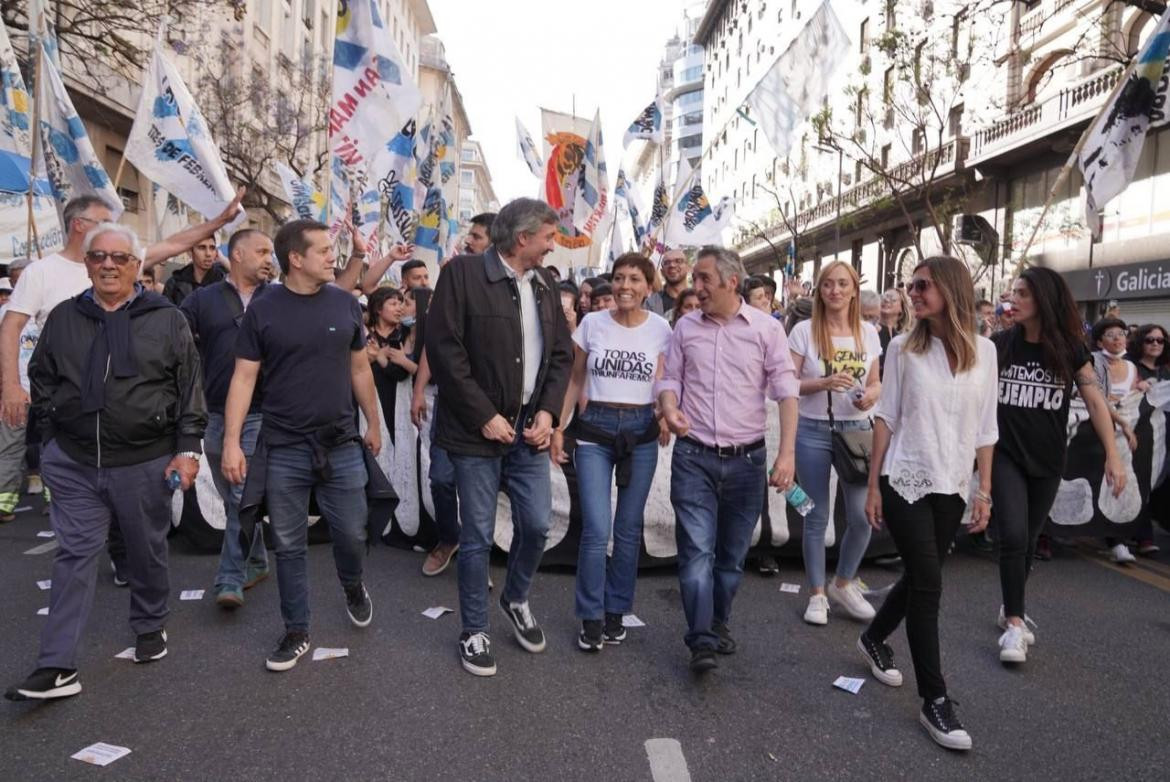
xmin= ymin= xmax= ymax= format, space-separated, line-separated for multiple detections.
xmin=1063 ymin=259 xmax=1170 ymax=330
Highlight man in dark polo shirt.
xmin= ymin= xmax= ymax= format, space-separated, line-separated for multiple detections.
xmin=220 ymin=219 xmax=382 ymax=672
xmin=181 ymin=228 xmax=274 ymax=609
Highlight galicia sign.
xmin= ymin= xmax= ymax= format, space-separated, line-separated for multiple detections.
xmin=1063 ymin=260 xmax=1170 ymax=302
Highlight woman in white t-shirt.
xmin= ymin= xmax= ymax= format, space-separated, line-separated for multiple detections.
xmin=551 ymin=253 xmax=672 ymax=653
xmin=788 ymin=261 xmax=882 ymax=627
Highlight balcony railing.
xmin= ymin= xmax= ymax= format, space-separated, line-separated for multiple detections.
xmin=968 ymin=64 xmax=1122 ymax=164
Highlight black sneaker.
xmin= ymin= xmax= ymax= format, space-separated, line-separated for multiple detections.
xmin=689 ymin=648 xmax=718 ymax=673
xmin=857 ymin=633 xmax=903 ymax=687
xmin=713 ymin=622 xmax=737 ymax=655
xmin=498 ymin=595 xmax=546 ymax=653
xmin=344 ymin=583 xmax=373 ymax=628
xmin=4 ymin=668 xmax=81 ymax=701
xmin=757 ymin=556 xmax=780 ymax=576
xmin=578 ymin=620 xmax=603 ymax=652
xmin=603 ymin=613 xmax=626 ymax=645
xmin=134 ymin=630 xmax=167 ymax=663
xmin=920 ymin=697 xmax=973 ymax=751
xmin=459 ymin=631 xmax=496 ymax=677
xmin=111 ymin=561 xmax=128 ymax=588
xmin=266 ymin=631 xmax=310 ymax=672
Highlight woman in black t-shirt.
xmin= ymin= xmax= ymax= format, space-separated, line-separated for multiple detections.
xmin=1127 ymin=324 xmax=1170 ymax=548
xmin=990 ymin=268 xmax=1127 ymax=666
xmin=365 ymin=287 xmax=417 ymax=441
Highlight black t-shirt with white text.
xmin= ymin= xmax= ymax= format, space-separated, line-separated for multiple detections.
xmin=992 ymin=329 xmax=1091 ymax=477
xmin=235 ymin=284 xmax=365 ymax=440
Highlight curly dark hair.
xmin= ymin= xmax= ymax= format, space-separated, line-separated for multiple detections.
xmin=1127 ymin=323 xmax=1170 ymax=368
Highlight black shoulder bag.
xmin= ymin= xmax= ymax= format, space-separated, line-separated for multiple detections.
xmin=826 ymin=388 xmax=873 ymax=484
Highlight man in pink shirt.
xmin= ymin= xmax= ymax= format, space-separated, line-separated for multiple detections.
xmin=656 ymin=246 xmax=799 ymax=673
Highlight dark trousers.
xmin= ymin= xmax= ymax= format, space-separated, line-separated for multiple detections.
xmin=37 ymin=440 xmax=173 ymax=669
xmin=865 ymin=479 xmax=965 ymax=701
xmin=991 ymin=450 xmax=1062 ymax=619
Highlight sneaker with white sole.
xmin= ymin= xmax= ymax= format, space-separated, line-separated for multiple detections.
xmin=998 ymin=625 xmax=1028 ymax=663
xmin=498 ymin=595 xmax=546 ymax=653
xmin=266 ymin=631 xmax=310 ymax=672
xmin=134 ymin=630 xmax=167 ymax=663
xmin=920 ymin=697 xmax=973 ymax=751
xmin=827 ymin=580 xmax=876 ymax=621
xmin=4 ymin=668 xmax=81 ymax=701
xmin=578 ymin=620 xmax=603 ymax=652
xmin=803 ymin=593 xmax=829 ymax=625
xmin=459 ymin=631 xmax=496 ymax=676
xmin=1110 ymin=543 xmax=1136 ymax=563
xmin=857 ymin=633 xmax=903 ymax=687
xmin=344 ymin=583 xmax=373 ymax=628
xmin=997 ymin=605 xmax=1036 ymax=645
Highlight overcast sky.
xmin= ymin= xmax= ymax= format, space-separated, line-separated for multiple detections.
xmin=429 ymin=0 xmax=693 ymax=205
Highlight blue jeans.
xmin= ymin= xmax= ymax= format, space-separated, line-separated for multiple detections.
xmin=451 ymin=433 xmax=551 ymax=634
xmin=429 ymin=413 xmax=460 ymax=546
xmin=794 ymin=417 xmax=872 ymax=588
xmin=671 ymin=438 xmax=766 ymax=651
xmin=573 ymin=404 xmax=658 ymax=620
xmin=204 ymin=412 xmax=267 ymax=590
xmin=264 ymin=441 xmax=368 ymax=632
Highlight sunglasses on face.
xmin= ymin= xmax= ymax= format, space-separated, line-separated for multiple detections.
xmin=908 ymin=279 xmax=932 ymax=294
xmin=1145 ymin=337 xmax=1165 ymax=345
xmin=85 ymin=251 xmax=138 ymax=266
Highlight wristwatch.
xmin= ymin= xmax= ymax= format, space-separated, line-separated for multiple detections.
xmin=177 ymin=451 xmax=201 ymax=463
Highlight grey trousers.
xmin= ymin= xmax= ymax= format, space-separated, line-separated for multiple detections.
xmin=37 ymin=440 xmax=173 ymax=670
xmin=0 ymin=419 xmax=25 ymax=514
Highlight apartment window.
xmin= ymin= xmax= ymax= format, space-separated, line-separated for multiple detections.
xmin=881 ymin=144 xmax=891 ymax=169
xmin=256 ymin=0 xmax=273 ymax=30
xmin=851 ymin=239 xmax=863 ymax=272
xmin=855 ymin=88 xmax=867 ymax=128
xmin=859 ymin=18 xmax=870 ymax=54
xmin=911 ymin=128 xmax=924 ymax=155
xmin=460 ymin=170 xmax=474 ymax=185
xmin=948 ymin=104 xmax=964 ymax=137
xmin=855 ymin=160 xmax=863 ymax=182
xmin=461 ymin=147 xmax=475 ymax=161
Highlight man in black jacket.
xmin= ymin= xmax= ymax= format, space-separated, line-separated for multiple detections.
xmin=427 ymin=197 xmax=572 ymax=677
xmin=163 ymin=237 xmax=227 ymax=307
xmin=5 ymin=223 xmax=207 ymax=701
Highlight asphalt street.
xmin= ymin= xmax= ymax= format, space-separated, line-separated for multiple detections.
xmin=1 ymin=501 xmax=1167 ymax=781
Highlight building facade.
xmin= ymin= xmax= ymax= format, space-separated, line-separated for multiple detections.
xmin=457 ymin=139 xmax=500 ymax=224
xmin=695 ymin=0 xmax=1168 ymax=327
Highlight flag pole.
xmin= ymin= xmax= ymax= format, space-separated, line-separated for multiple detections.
xmin=1010 ymin=58 xmax=1141 ymax=277
xmin=25 ymin=36 xmax=45 ymax=259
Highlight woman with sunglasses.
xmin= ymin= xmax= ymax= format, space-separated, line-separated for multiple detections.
xmin=787 ymin=261 xmax=882 ymax=625
xmin=1127 ymin=324 xmax=1169 ymax=555
xmin=855 ymin=257 xmax=997 ymax=751
xmin=990 ymin=268 xmax=1127 ymax=665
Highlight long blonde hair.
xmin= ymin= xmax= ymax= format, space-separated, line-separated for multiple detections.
xmin=811 ymin=260 xmax=864 ymax=363
xmin=904 ymin=256 xmax=977 ymax=372
xmin=881 ymin=287 xmax=913 ymax=334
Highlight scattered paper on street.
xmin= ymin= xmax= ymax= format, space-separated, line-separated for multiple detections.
xmin=622 ymin=614 xmax=646 ymax=628
xmin=312 ymin=647 xmax=349 ymax=661
xmin=36 ymin=580 xmax=51 ymax=590
xmin=114 ymin=648 xmax=136 ymax=660
xmin=71 ymin=743 xmax=132 ymax=767
xmin=36 ymin=607 xmax=48 ymax=616
xmin=780 ymin=583 xmax=801 ymax=594
xmin=36 ymin=530 xmax=55 ymax=538
xmin=180 ymin=590 xmax=205 ymax=601
xmin=832 ymin=676 xmax=865 ymax=694
xmin=421 ymin=606 xmax=453 ymax=619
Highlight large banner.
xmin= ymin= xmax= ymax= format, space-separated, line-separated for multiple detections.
xmin=540 ymin=108 xmax=604 ymax=272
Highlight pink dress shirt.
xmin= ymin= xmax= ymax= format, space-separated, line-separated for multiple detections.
xmin=654 ymin=301 xmax=800 ymax=447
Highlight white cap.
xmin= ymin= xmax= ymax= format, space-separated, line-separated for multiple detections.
xmin=0 ymin=277 xmax=12 ymax=292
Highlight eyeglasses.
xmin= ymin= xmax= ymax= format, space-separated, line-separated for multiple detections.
xmin=908 ymin=279 xmax=932 ymax=294
xmin=1102 ymin=330 xmax=1126 ymax=340
xmin=1145 ymin=337 xmax=1165 ymax=345
xmin=84 ymin=251 xmax=138 ymax=266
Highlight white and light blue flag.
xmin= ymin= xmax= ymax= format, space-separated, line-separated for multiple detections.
xmin=623 ymin=95 xmax=665 ymax=148
xmin=275 ymin=162 xmax=327 ymax=222
xmin=573 ymin=110 xmax=609 ymax=236
xmin=664 ymin=158 xmax=733 ymax=248
xmin=516 ymin=116 xmax=545 ymax=178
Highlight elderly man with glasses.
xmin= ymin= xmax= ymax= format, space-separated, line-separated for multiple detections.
xmin=5 ymin=223 xmax=207 ymax=701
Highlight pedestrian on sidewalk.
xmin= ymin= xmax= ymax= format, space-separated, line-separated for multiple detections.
xmin=787 ymin=260 xmax=882 ymax=626
xmin=551 ymin=252 xmax=672 ymax=653
xmin=181 ymin=228 xmax=276 ymax=610
xmin=855 ymin=256 xmax=998 ymax=751
xmin=221 ymin=219 xmax=382 ymax=673
xmin=5 ymin=223 xmax=206 ymax=701
xmin=990 ymin=267 xmax=1126 ymax=665
xmin=426 ymin=198 xmax=573 ymax=677
xmin=656 ymin=246 xmax=799 ymax=674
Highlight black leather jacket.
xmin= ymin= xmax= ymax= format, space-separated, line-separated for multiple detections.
xmin=30 ymin=289 xmax=207 ymax=467
xmin=426 ymin=249 xmax=573 ymax=457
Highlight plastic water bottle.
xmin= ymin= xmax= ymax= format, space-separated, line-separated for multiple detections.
xmin=784 ymin=483 xmax=816 ymax=516
xmin=165 ymin=471 xmax=183 ymax=491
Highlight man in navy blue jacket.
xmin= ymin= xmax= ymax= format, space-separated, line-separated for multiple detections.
xmin=181 ymin=229 xmax=275 ymax=609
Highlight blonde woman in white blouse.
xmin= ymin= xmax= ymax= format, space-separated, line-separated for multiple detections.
xmin=854 ymin=256 xmax=998 ymax=752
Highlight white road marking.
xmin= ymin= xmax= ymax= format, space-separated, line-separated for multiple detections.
xmin=24 ymin=540 xmax=59 ymax=556
xmin=645 ymin=738 xmax=692 ymax=782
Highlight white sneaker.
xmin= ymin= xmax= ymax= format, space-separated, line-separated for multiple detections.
xmin=1110 ymin=543 xmax=1136 ymax=564
xmin=803 ymin=594 xmax=829 ymax=625
xmin=827 ymin=580 xmax=876 ymax=621
xmin=998 ymin=625 xmax=1028 ymax=663
xmin=997 ymin=605 xmax=1036 ymax=645
xmin=26 ymin=475 xmax=43 ymax=495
